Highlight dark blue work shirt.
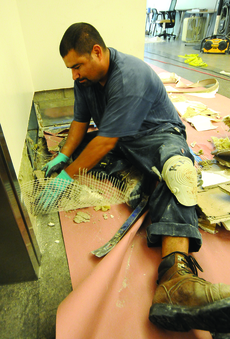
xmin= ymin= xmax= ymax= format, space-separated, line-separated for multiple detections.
xmin=73 ymin=48 xmax=185 ymax=138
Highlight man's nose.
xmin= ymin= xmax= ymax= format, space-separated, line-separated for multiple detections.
xmin=72 ymin=69 xmax=79 ymax=81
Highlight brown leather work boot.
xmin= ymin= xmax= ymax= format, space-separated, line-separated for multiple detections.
xmin=149 ymin=252 xmax=230 ymax=332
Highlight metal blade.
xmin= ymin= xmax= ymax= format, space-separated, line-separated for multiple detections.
xmin=91 ymin=194 xmax=149 ymax=258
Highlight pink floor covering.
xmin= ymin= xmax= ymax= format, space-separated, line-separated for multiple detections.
xmin=56 ymin=65 xmax=230 ymax=339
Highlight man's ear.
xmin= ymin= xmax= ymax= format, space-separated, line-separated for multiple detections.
xmin=92 ymin=44 xmax=103 ymax=59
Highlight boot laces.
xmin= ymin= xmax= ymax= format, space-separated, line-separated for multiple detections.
xmin=180 ymin=253 xmax=203 ymax=276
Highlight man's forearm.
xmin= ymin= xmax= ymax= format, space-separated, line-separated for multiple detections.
xmin=65 ymin=135 xmax=119 ymax=178
xmin=61 ymin=120 xmax=89 ymax=157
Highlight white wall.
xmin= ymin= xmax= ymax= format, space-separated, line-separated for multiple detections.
xmin=17 ymin=0 xmax=147 ymax=91
xmin=176 ymin=0 xmax=217 ymax=10
xmin=146 ymin=0 xmax=217 ymax=10
xmin=0 ymin=0 xmax=146 ymax=176
xmin=0 ymin=0 xmax=34 ymax=176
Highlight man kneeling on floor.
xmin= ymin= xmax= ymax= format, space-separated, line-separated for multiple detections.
xmin=42 ymin=22 xmax=230 ymax=333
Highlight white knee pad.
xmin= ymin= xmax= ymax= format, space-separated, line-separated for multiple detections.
xmin=162 ymin=155 xmax=197 ymax=206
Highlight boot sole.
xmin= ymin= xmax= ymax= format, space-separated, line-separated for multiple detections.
xmin=149 ymin=298 xmax=230 ymax=332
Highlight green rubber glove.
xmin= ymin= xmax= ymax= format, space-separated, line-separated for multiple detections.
xmin=34 ymin=170 xmax=74 ymax=214
xmin=42 ymin=152 xmax=69 ymax=177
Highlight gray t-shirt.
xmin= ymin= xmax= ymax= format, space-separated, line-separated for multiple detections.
xmin=73 ymin=48 xmax=185 ymax=138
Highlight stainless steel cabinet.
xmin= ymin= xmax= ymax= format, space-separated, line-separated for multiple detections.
xmin=0 ymin=125 xmax=41 ymax=284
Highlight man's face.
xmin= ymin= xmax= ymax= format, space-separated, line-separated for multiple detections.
xmin=63 ymin=48 xmax=104 ymax=87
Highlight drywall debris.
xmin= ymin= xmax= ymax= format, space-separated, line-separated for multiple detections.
xmin=197 ymin=186 xmax=230 ymax=224
xmin=195 ymin=149 xmax=204 ymax=155
xmin=199 ymin=159 xmax=216 ymax=169
xmin=74 ymin=211 xmax=91 ymax=224
xmin=223 ymin=115 xmax=230 ymax=129
xmin=94 ymin=205 xmax=111 ymax=212
xmin=116 ymin=300 xmax=125 ymax=308
xmin=222 ymin=220 xmax=230 ymax=231
xmin=168 ymin=93 xmax=187 ymax=102
xmin=198 ymin=218 xmax=218 ymax=234
xmin=49 ymin=145 xmax=59 ymax=152
xmin=215 ymin=156 xmax=230 ymax=168
xmin=33 ymin=170 xmax=45 ymax=180
xmin=212 ymin=136 xmax=230 ymax=152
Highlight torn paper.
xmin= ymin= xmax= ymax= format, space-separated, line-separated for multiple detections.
xmin=186 ymin=115 xmax=217 ymax=131
xmin=201 ymin=171 xmax=230 ymax=187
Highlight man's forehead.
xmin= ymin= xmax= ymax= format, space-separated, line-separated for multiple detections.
xmin=63 ymin=49 xmax=90 ymax=68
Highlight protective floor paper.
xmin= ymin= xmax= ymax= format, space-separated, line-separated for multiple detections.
xmin=56 ymin=203 xmax=230 ymax=339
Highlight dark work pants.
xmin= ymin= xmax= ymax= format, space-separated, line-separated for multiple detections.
xmin=72 ymin=127 xmax=202 ymax=253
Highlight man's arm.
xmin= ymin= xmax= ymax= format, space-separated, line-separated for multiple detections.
xmin=41 ymin=120 xmax=89 ymax=177
xmin=65 ymin=135 xmax=119 ymax=178
xmin=61 ymin=120 xmax=89 ymax=157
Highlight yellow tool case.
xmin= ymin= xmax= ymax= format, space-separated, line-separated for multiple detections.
xmin=200 ymin=34 xmax=230 ymax=53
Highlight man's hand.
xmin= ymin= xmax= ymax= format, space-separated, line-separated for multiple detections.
xmin=34 ymin=170 xmax=74 ymax=214
xmin=42 ymin=152 xmax=70 ymax=177
xmin=65 ymin=135 xmax=119 ymax=178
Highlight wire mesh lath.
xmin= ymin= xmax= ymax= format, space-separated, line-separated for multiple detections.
xmin=20 ymin=170 xmax=129 ymax=216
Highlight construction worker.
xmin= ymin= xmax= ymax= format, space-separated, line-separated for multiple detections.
xmin=42 ymin=22 xmax=230 ymax=333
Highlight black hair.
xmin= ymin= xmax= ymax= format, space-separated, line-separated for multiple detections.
xmin=59 ymin=22 xmax=107 ymax=57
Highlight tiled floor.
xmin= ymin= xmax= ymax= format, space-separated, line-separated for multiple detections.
xmin=1 ymin=37 xmax=230 ymax=339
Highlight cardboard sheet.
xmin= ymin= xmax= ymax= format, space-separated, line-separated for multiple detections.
xmin=197 ymin=186 xmax=230 ymax=223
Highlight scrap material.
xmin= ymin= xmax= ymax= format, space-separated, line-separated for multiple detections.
xmin=174 ymin=100 xmax=220 ymax=118
xmin=215 ymin=155 xmax=230 ymax=167
xmin=211 ymin=136 xmax=230 ymax=167
xmin=219 ymin=182 xmax=230 ymax=195
xmin=165 ymin=78 xmax=219 ymax=95
xmin=158 ymin=72 xmax=180 ymax=83
xmin=21 ymin=171 xmax=129 ymax=216
xmin=212 ymin=136 xmax=230 ymax=154
xmin=159 ymin=72 xmax=219 ymax=96
xmin=173 ymin=101 xmax=220 ymax=132
xmin=43 ymin=130 xmax=68 ymax=153
xmin=222 ymin=220 xmax=230 ymax=230
xmin=223 ymin=114 xmax=230 ymax=129
xmin=21 ymin=167 xmax=144 ymax=216
xmin=201 ymin=171 xmax=230 ymax=188
xmin=220 ymin=70 xmax=230 ymax=76
xmin=198 ymin=218 xmax=218 ymax=234
xmin=159 ymin=71 xmax=219 ymax=95
xmin=73 ymin=211 xmax=91 ymax=224
xmin=186 ymin=115 xmax=217 ymax=132
xmin=197 ymin=186 xmax=230 ymax=224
